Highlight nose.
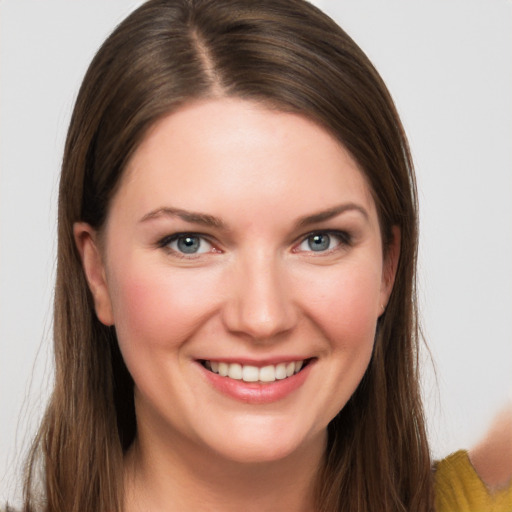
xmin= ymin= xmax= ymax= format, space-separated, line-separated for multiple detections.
xmin=221 ymin=251 xmax=298 ymax=342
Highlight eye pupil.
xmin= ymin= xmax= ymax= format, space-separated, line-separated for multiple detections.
xmin=177 ymin=236 xmax=200 ymax=253
xmin=308 ymin=234 xmax=330 ymax=251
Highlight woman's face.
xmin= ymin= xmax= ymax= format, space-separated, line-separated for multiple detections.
xmin=77 ymin=98 xmax=398 ymax=464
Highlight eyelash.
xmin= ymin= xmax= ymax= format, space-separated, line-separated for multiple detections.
xmin=157 ymin=232 xmax=216 ymax=258
xmin=157 ymin=230 xmax=353 ymax=258
xmin=294 ymin=230 xmax=353 ymax=254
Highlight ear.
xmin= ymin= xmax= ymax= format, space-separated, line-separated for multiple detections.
xmin=380 ymin=226 xmax=400 ymax=313
xmin=73 ymin=222 xmax=114 ymax=326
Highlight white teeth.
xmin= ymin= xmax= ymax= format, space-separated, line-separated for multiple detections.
xmin=259 ymin=365 xmax=276 ymax=382
xmin=218 ymin=362 xmax=229 ymax=377
xmin=228 ymin=363 xmax=242 ymax=380
xmin=242 ymin=365 xmax=259 ymax=382
xmin=275 ymin=363 xmax=287 ymax=380
xmin=204 ymin=360 xmax=307 ymax=383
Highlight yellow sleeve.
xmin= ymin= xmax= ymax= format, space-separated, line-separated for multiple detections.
xmin=435 ymin=450 xmax=512 ymax=512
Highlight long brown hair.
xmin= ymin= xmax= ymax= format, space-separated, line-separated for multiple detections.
xmin=23 ymin=1 xmax=433 ymax=510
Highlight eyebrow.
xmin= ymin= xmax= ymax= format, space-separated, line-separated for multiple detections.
xmin=140 ymin=202 xmax=368 ymax=230
xmin=295 ymin=203 xmax=369 ymax=228
xmin=140 ymin=207 xmax=226 ymax=228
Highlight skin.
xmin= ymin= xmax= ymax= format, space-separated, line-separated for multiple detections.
xmin=75 ymin=98 xmax=399 ymax=511
xmin=469 ymin=402 xmax=512 ymax=491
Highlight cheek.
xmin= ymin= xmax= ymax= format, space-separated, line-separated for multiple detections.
xmin=286 ymin=262 xmax=382 ymax=429
xmin=106 ymin=257 xmax=221 ymax=354
xmin=297 ymin=261 xmax=382 ymax=350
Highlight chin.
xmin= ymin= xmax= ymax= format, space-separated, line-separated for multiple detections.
xmin=196 ymin=416 xmax=326 ymax=465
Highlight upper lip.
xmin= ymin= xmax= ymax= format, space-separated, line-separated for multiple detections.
xmin=197 ymin=357 xmax=314 ymax=367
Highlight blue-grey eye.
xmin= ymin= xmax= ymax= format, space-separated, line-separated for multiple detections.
xmin=307 ymin=233 xmax=330 ymax=251
xmin=167 ymin=235 xmax=212 ymax=254
xmin=298 ymin=232 xmax=347 ymax=253
xmin=177 ymin=236 xmax=200 ymax=253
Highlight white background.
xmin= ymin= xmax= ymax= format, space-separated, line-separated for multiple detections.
xmin=1 ymin=0 xmax=511 ymax=505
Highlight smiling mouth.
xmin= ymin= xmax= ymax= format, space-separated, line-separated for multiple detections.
xmin=199 ymin=359 xmax=312 ymax=383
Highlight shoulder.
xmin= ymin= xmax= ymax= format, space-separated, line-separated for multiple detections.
xmin=434 ymin=450 xmax=512 ymax=512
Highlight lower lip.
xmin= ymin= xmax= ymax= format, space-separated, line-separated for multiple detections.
xmin=199 ymin=362 xmax=313 ymax=404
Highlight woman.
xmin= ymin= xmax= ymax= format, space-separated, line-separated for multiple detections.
xmin=10 ymin=0 xmax=511 ymax=511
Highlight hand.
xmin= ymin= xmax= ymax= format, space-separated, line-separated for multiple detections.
xmin=469 ymin=402 xmax=512 ymax=491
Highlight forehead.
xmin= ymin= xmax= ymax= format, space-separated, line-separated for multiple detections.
xmin=114 ymin=97 xmax=377 ymax=224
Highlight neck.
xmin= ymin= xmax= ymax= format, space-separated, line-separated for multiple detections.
xmin=124 ymin=425 xmax=326 ymax=512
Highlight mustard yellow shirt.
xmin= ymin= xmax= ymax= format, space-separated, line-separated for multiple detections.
xmin=435 ymin=450 xmax=512 ymax=512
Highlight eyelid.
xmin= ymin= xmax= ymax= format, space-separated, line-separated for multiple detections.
xmin=157 ymin=232 xmax=219 ymax=257
xmin=156 ymin=230 xmax=352 ymax=257
xmin=293 ymin=230 xmax=353 ymax=254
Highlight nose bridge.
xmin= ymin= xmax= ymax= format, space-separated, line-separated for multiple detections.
xmin=222 ymin=247 xmax=297 ymax=340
